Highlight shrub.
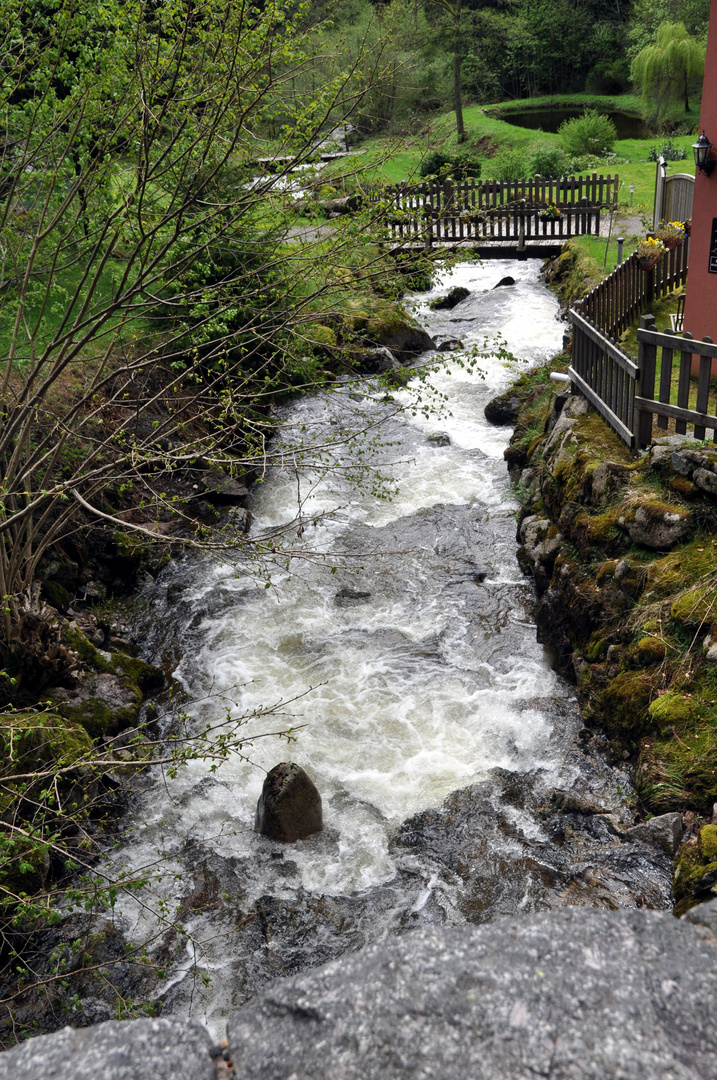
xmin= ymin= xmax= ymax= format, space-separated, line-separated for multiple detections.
xmin=451 ymin=148 xmax=482 ymax=180
xmin=559 ymin=109 xmax=617 ymax=157
xmin=489 ymin=146 xmax=529 ymax=180
xmin=419 ymin=151 xmax=453 ymax=178
xmin=647 ymin=141 xmax=688 ymax=162
xmin=528 ymin=143 xmax=567 ymax=179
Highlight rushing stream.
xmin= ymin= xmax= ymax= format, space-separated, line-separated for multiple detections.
xmin=114 ymin=260 xmax=672 ymax=1034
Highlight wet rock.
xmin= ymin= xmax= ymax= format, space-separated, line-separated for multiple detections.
xmin=626 ymin=812 xmax=684 ymax=856
xmin=429 ymin=286 xmax=470 ymax=310
xmin=167 ymin=580 xmax=188 ymax=604
xmin=335 ymin=588 xmax=372 ymax=605
xmin=255 ymin=763 xmax=323 ymax=843
xmin=202 ymin=467 xmax=249 ymax=505
xmin=683 ymin=896 xmax=717 ymax=937
xmin=589 ymin=461 xmax=631 ymax=504
xmin=492 ymin=275 xmax=516 ymax=288
xmin=426 ymin=432 xmax=451 ymax=446
xmin=227 ymin=908 xmax=717 ymax=1080
xmin=436 ymin=338 xmax=463 ymax=352
xmin=547 ymin=789 xmax=608 ymax=815
xmin=350 ymin=346 xmax=400 ymax=374
xmin=484 ymin=391 xmax=521 ymax=425
xmin=0 ymin=1018 xmax=218 ymax=1080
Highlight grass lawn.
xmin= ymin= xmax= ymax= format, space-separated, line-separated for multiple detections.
xmin=344 ymin=94 xmax=698 ymax=229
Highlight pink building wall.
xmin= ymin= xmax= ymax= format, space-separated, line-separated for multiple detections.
xmin=682 ymin=0 xmax=717 ymax=342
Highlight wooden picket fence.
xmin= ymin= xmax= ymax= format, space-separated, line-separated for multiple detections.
xmin=372 ymin=173 xmax=618 ymax=245
xmin=579 ymin=240 xmax=690 ymax=340
xmin=569 ymin=238 xmax=717 ymax=447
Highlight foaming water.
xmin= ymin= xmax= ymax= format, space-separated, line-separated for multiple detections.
xmin=106 ymin=261 xmax=671 ymax=1034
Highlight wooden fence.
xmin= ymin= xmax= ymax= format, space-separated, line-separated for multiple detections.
xmin=373 ymin=172 xmax=618 ymax=245
xmin=634 ymin=317 xmax=717 ymax=445
xmin=387 ymin=204 xmax=601 ymax=245
xmin=578 ymin=240 xmax=690 ymax=340
xmin=569 ymin=308 xmax=638 ymax=446
xmin=569 ymin=240 xmax=717 ymax=447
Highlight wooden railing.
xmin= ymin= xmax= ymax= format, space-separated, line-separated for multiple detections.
xmin=387 ymin=204 xmax=601 ymax=245
xmin=372 ymin=172 xmax=618 ymax=245
xmin=569 ymin=308 xmax=638 ymax=446
xmin=374 ymin=173 xmax=619 ymax=215
xmin=579 ymin=240 xmax=690 ymax=340
xmin=569 ymin=240 xmax=717 ymax=448
xmin=634 ymin=317 xmax=717 ymax=446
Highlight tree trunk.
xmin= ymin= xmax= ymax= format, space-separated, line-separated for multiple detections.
xmin=453 ymin=1 xmax=465 ymax=143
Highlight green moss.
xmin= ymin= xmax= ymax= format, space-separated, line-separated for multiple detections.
xmin=699 ymin=824 xmax=717 ymax=860
xmin=638 ymin=726 xmax=717 ymax=815
xmin=600 ymin=670 xmax=657 ymax=741
xmin=586 ymin=633 xmax=609 ymax=662
xmin=648 ymin=690 xmax=694 ymax=726
xmin=65 ymin=627 xmax=114 ymax=672
xmin=670 ymin=585 xmax=717 ymax=628
xmin=42 ymin=579 xmax=70 ymax=611
xmin=0 ymin=710 xmax=92 ymax=769
xmin=632 ymin=637 xmax=667 ymax=666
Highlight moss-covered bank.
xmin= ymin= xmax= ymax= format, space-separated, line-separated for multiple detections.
xmin=501 ymin=362 xmax=717 ymax=914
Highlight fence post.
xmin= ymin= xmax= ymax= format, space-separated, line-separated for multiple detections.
xmin=635 ymin=313 xmax=657 ymax=447
xmin=617 ymin=237 xmax=624 ymax=265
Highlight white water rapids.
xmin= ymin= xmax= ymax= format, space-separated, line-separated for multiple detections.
xmin=107 ymin=260 xmax=671 ymax=1032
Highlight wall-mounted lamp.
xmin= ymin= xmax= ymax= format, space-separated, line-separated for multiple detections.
xmin=693 ymin=131 xmax=715 ymax=177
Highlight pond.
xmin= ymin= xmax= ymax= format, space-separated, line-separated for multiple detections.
xmin=496 ymin=107 xmax=651 ymax=140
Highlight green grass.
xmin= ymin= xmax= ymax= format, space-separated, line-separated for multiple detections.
xmin=346 ymin=93 xmax=698 ymax=206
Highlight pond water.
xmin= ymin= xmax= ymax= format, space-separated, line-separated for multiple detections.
xmin=497 ymin=107 xmax=651 ymax=140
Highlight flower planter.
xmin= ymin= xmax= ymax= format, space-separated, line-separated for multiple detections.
xmin=638 ymin=256 xmax=661 ymax=271
xmin=662 ymin=237 xmax=683 ymax=250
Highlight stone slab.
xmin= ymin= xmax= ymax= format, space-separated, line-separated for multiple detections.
xmin=227 ymin=908 xmax=717 ymax=1080
xmin=0 ymin=1017 xmax=217 ymax=1080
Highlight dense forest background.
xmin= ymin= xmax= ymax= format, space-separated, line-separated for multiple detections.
xmin=310 ymin=0 xmax=711 ymax=134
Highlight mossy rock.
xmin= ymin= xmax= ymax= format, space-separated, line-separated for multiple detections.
xmin=647 ymin=690 xmax=694 ymax=726
xmin=54 ymin=630 xmax=163 ymax=737
xmin=0 ymin=710 xmax=92 ymax=770
xmin=670 ymin=585 xmax=717 ymax=628
xmin=585 ymin=632 xmax=609 ymax=663
xmin=699 ymin=824 xmax=717 ymax=860
xmin=632 ymin=637 xmax=667 ymax=666
xmin=599 ymin=670 xmax=657 ymax=741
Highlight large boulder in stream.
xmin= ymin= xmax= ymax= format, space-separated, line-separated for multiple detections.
xmin=255 ymin=762 xmax=323 ymax=843
xmin=429 ymin=285 xmax=470 ymax=310
xmin=227 ymin=907 xmax=717 ymax=1080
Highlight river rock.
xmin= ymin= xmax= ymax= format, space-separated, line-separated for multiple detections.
xmin=201 ymin=467 xmax=249 ymax=505
xmin=426 ymin=431 xmax=451 ymax=446
xmin=0 ymin=1018 xmax=218 ymax=1080
xmin=429 ymin=286 xmax=470 ymax=310
xmin=436 ymin=338 xmax=463 ymax=352
xmin=626 ymin=811 xmax=684 ymax=856
xmin=492 ymin=275 xmax=515 ymax=288
xmin=226 ymin=908 xmax=717 ymax=1080
xmin=350 ymin=346 xmax=400 ymax=374
xmin=368 ymin=323 xmax=435 ymax=360
xmin=484 ymin=390 xmax=521 ymax=425
xmin=255 ymin=763 xmax=322 ymax=843
xmin=335 ymin=587 xmax=371 ymax=605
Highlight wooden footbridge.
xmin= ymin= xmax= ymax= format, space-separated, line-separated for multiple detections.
xmin=376 ymin=173 xmax=619 ymax=258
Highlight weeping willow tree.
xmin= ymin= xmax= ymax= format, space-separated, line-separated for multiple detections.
xmin=630 ymin=21 xmax=706 ymax=119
